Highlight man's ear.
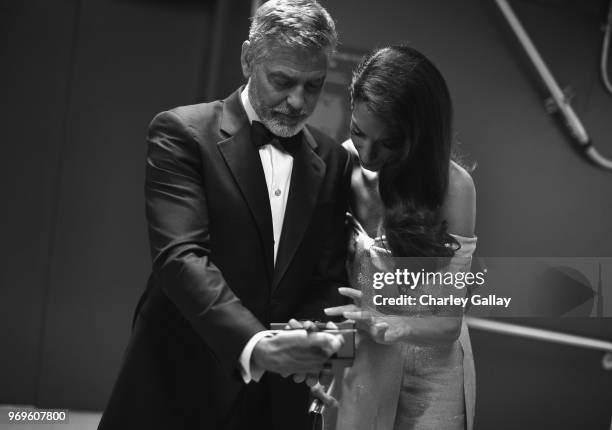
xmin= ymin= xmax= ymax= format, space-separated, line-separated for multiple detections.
xmin=240 ymin=40 xmax=253 ymax=79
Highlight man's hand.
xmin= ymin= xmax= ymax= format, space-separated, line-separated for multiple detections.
xmin=284 ymin=320 xmax=340 ymax=408
xmin=285 ymin=320 xmax=334 ymax=386
xmin=309 ymin=361 xmax=338 ymax=408
xmin=310 ymin=381 xmax=338 ymax=408
xmin=251 ymin=320 xmax=344 ymax=376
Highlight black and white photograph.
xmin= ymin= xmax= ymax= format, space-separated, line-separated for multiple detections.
xmin=1 ymin=0 xmax=612 ymax=429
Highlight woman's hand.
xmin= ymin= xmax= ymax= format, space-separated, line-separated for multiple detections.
xmin=324 ymin=287 xmax=407 ymax=345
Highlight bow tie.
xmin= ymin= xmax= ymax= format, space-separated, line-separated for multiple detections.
xmin=250 ymin=121 xmax=302 ymax=155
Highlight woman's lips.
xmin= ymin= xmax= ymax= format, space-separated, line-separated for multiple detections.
xmin=360 ymin=160 xmax=381 ymax=171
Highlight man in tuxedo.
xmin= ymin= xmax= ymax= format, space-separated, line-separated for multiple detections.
xmin=98 ymin=1 xmax=350 ymax=429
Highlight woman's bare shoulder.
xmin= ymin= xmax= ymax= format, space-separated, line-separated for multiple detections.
xmin=442 ymin=161 xmax=476 ymax=237
xmin=449 ymin=161 xmax=475 ymax=196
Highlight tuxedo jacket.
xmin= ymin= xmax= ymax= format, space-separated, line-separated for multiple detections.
xmin=98 ymin=88 xmax=350 ymax=430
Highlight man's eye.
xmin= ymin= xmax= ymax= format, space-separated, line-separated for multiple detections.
xmin=306 ymin=81 xmax=324 ymax=91
xmin=272 ymin=78 xmax=292 ymax=88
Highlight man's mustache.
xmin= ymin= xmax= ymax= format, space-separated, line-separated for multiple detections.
xmin=272 ymin=105 xmax=309 ymax=118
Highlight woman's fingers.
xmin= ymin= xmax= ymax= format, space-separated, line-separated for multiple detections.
xmin=337 ymin=287 xmax=363 ymax=305
xmin=338 ymin=287 xmax=362 ymax=298
xmin=381 ymin=318 xmax=409 ymax=344
xmin=342 ymin=310 xmax=372 ymax=321
xmin=343 ymin=310 xmax=375 ymax=335
xmin=324 ymin=304 xmax=359 ymax=316
xmin=372 ymin=322 xmax=390 ymax=343
xmin=340 ymin=311 xmax=391 ymax=344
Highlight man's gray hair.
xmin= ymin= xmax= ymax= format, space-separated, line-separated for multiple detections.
xmin=249 ymin=0 xmax=338 ymax=60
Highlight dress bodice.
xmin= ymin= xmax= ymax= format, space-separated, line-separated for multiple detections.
xmin=347 ymin=213 xmax=478 ymax=318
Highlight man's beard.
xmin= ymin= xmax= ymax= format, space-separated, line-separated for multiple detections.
xmin=250 ymin=86 xmax=310 ymax=137
xmin=260 ymin=108 xmax=308 ymax=137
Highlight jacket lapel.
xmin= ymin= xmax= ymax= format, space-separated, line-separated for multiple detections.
xmin=272 ymin=127 xmax=326 ymax=290
xmin=217 ymin=89 xmax=274 ymax=281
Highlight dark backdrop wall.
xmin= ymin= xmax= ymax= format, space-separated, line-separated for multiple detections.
xmin=0 ymin=0 xmax=250 ymax=410
xmin=1 ymin=0 xmax=611 ymax=428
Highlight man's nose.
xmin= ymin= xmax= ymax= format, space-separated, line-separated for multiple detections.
xmin=286 ymin=86 xmax=305 ymax=111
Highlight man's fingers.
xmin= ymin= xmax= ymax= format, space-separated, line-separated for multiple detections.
xmin=305 ymin=373 xmax=318 ymax=387
xmin=288 ymin=319 xmax=303 ymax=329
xmin=292 ymin=373 xmax=306 ymax=383
xmin=302 ymin=320 xmax=317 ymax=331
xmin=309 ymin=332 xmax=344 ymax=357
xmin=265 ymin=330 xmax=344 ymax=375
xmin=325 ymin=321 xmax=338 ymax=330
xmin=311 ymin=383 xmax=338 ymax=408
xmin=318 ymin=363 xmax=334 ymax=386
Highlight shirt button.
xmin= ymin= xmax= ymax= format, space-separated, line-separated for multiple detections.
xmin=274 ymin=189 xmax=281 ymax=196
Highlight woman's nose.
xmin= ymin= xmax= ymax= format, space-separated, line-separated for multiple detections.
xmin=358 ymin=140 xmax=376 ymax=163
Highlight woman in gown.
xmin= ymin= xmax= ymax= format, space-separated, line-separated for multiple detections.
xmin=324 ymin=45 xmax=477 ymax=430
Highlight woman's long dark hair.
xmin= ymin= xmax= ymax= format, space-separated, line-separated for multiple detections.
xmin=350 ymin=44 xmax=459 ymax=258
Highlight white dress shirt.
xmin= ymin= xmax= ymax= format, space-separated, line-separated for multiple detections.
xmin=237 ymin=83 xmax=295 ymax=383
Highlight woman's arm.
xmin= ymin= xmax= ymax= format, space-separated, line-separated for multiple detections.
xmin=325 ymin=162 xmax=477 ymax=346
xmin=325 ymin=288 xmax=465 ymax=347
xmin=442 ymin=161 xmax=476 ymax=238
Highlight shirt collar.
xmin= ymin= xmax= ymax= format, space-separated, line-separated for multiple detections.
xmin=240 ymin=81 xmax=261 ymax=124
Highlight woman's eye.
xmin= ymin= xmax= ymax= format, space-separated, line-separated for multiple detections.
xmin=381 ymin=140 xmax=399 ymax=150
xmin=350 ymin=128 xmax=364 ymax=137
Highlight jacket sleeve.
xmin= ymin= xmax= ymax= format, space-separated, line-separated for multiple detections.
xmin=145 ymin=110 xmax=265 ymax=376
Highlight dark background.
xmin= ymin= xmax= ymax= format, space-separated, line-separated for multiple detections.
xmin=1 ymin=0 xmax=611 ymax=428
